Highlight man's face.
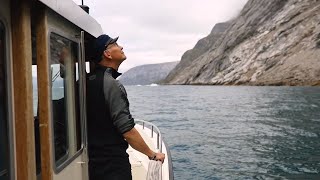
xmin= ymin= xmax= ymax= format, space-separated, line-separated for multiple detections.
xmin=105 ymin=42 xmax=126 ymax=63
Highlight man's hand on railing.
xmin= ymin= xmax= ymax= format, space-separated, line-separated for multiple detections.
xmin=155 ymin=152 xmax=165 ymax=163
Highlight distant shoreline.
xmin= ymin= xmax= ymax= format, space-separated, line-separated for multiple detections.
xmin=126 ymin=84 xmax=320 ymax=87
xmin=161 ymin=81 xmax=320 ymax=86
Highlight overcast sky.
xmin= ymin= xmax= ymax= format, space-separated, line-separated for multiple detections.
xmin=73 ymin=0 xmax=248 ymax=72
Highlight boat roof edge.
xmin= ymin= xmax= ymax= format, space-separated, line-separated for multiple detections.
xmin=38 ymin=0 xmax=103 ymax=37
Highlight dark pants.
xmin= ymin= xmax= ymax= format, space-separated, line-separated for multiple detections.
xmin=89 ymin=156 xmax=132 ymax=180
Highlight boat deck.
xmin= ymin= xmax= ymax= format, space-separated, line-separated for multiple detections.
xmin=128 ymin=146 xmax=147 ymax=179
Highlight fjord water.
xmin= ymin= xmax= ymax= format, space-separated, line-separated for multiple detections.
xmin=125 ymin=85 xmax=320 ymax=180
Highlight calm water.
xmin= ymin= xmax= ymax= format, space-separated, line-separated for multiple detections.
xmin=125 ymin=85 xmax=320 ymax=180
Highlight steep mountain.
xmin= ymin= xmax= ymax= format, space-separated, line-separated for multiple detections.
xmin=164 ymin=0 xmax=320 ymax=86
xmin=165 ymin=22 xmax=231 ymax=83
xmin=119 ymin=61 xmax=179 ymax=85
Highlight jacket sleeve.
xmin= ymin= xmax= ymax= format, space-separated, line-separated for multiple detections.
xmin=103 ymin=75 xmax=135 ymax=134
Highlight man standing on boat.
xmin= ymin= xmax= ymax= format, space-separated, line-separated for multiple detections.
xmin=86 ymin=34 xmax=165 ymax=180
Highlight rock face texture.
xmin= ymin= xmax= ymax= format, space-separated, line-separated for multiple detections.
xmin=119 ymin=61 xmax=178 ymax=85
xmin=164 ymin=0 xmax=320 ymax=86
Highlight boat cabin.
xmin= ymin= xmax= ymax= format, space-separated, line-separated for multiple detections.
xmin=0 ymin=0 xmax=173 ymax=179
xmin=0 ymin=0 xmax=101 ymax=179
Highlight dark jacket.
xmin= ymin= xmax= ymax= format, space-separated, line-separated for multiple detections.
xmin=86 ymin=65 xmax=135 ymax=159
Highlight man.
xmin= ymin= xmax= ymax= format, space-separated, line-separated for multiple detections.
xmin=86 ymin=34 xmax=165 ymax=180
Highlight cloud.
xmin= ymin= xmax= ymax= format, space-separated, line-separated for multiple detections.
xmin=73 ymin=0 xmax=248 ymax=72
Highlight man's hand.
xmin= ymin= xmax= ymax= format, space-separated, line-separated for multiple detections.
xmin=123 ymin=128 xmax=166 ymax=164
xmin=154 ymin=152 xmax=165 ymax=163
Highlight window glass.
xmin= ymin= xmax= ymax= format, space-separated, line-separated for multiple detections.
xmin=32 ymin=64 xmax=41 ymax=175
xmin=50 ymin=33 xmax=81 ymax=166
xmin=31 ymin=26 xmax=41 ymax=175
xmin=85 ymin=62 xmax=90 ymax=73
xmin=0 ymin=21 xmax=9 ymax=179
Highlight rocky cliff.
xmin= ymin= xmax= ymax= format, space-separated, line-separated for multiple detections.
xmin=119 ymin=61 xmax=178 ymax=85
xmin=164 ymin=0 xmax=320 ymax=86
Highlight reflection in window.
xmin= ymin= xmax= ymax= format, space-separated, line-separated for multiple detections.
xmin=50 ymin=33 xmax=81 ymax=166
xmin=0 ymin=21 xmax=9 ymax=179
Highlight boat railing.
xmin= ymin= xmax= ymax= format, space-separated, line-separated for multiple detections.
xmin=134 ymin=119 xmax=174 ymax=180
xmin=135 ymin=119 xmax=163 ymax=152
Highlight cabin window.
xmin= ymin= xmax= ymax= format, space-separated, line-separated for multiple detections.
xmin=0 ymin=21 xmax=9 ymax=179
xmin=31 ymin=25 xmax=42 ymax=175
xmin=86 ymin=62 xmax=90 ymax=73
xmin=32 ymin=64 xmax=42 ymax=175
xmin=50 ymin=33 xmax=82 ymax=167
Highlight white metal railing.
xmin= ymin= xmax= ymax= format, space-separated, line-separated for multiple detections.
xmin=134 ymin=119 xmax=174 ymax=180
xmin=135 ymin=119 xmax=163 ymax=153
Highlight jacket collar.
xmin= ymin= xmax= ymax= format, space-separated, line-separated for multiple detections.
xmin=96 ymin=64 xmax=122 ymax=79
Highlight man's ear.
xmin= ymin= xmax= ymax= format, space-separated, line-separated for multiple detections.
xmin=103 ymin=50 xmax=112 ymax=59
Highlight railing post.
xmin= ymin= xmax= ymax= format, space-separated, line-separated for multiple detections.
xmin=136 ymin=120 xmax=163 ymax=152
xmin=157 ymin=133 xmax=159 ymax=150
xmin=151 ymin=126 xmax=153 ymax=138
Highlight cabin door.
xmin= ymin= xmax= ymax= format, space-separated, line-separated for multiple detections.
xmin=32 ymin=7 xmax=89 ymax=179
xmin=33 ymin=30 xmax=89 ymax=180
xmin=48 ymin=31 xmax=88 ymax=180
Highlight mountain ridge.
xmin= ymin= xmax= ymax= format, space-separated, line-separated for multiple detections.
xmin=119 ymin=61 xmax=178 ymax=85
xmin=164 ymin=0 xmax=320 ymax=86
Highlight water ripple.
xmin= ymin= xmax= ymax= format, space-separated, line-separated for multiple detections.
xmin=126 ymin=86 xmax=320 ymax=179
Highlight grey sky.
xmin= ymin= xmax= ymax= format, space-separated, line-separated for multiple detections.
xmin=73 ymin=0 xmax=248 ymax=72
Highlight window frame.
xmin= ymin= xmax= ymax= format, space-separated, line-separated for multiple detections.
xmin=47 ymin=28 xmax=84 ymax=174
xmin=0 ymin=15 xmax=15 ymax=180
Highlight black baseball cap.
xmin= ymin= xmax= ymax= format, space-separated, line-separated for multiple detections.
xmin=93 ymin=34 xmax=119 ymax=63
